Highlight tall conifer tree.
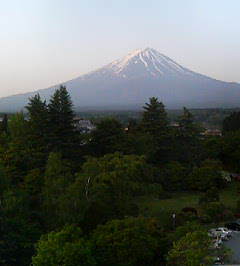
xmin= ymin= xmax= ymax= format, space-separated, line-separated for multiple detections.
xmin=222 ymin=111 xmax=240 ymax=134
xmin=141 ymin=97 xmax=168 ymax=136
xmin=48 ymin=86 xmax=77 ymax=157
xmin=140 ymin=97 xmax=170 ymax=164
xmin=1 ymin=114 xmax=8 ymax=134
xmin=175 ymin=107 xmax=202 ymax=164
xmin=26 ymin=94 xmax=49 ymax=148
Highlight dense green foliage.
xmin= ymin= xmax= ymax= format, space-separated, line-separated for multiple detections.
xmin=0 ymin=88 xmax=238 ymax=265
xmin=32 ymin=226 xmax=96 ymax=266
xmin=222 ymin=111 xmax=240 ymax=134
xmin=91 ymin=217 xmax=168 ymax=266
xmin=167 ymin=231 xmax=214 ymax=266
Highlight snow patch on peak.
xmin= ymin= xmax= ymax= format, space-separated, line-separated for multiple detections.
xmin=139 ymin=53 xmax=148 ymax=67
xmin=104 ymin=47 xmax=193 ymax=78
xmin=108 ymin=48 xmax=143 ymax=74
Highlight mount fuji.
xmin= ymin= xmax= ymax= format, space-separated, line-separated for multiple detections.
xmin=1 ymin=47 xmax=240 ymax=111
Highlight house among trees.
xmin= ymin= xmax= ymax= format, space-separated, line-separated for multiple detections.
xmin=73 ymin=117 xmax=95 ymax=133
xmin=203 ymin=129 xmax=222 ymax=136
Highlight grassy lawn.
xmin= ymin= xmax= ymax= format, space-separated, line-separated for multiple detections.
xmin=138 ymin=183 xmax=239 ymax=217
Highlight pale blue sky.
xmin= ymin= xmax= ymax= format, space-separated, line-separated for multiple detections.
xmin=0 ymin=0 xmax=240 ymax=97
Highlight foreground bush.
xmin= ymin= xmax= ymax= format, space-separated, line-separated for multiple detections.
xmin=32 ymin=225 xmax=96 ymax=266
xmin=167 ymin=231 xmax=213 ymax=266
xmin=200 ymin=202 xmax=234 ymax=223
xmin=91 ymin=217 xmax=169 ymax=266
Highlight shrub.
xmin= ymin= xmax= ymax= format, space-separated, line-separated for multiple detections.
xmin=90 ymin=217 xmax=169 ymax=266
xmin=187 ymin=166 xmax=225 ymax=191
xmin=167 ymin=231 xmax=214 ymax=266
xmin=158 ymin=162 xmax=187 ymax=191
xmin=32 ymin=225 xmax=96 ymax=266
xmin=200 ymin=202 xmax=233 ymax=223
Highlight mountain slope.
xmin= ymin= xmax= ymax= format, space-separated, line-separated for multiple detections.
xmin=0 ymin=48 xmax=240 ymax=111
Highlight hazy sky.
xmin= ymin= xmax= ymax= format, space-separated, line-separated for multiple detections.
xmin=0 ymin=0 xmax=240 ymax=97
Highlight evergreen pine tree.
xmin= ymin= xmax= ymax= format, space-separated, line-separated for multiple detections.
xmin=222 ymin=111 xmax=240 ymax=134
xmin=175 ymin=107 xmax=202 ymax=164
xmin=48 ymin=86 xmax=78 ymax=158
xmin=26 ymin=94 xmax=49 ymax=149
xmin=141 ymin=97 xmax=168 ymax=136
xmin=140 ymin=97 xmax=170 ymax=164
xmin=89 ymin=118 xmax=125 ymax=156
xmin=1 ymin=114 xmax=8 ymax=134
xmin=178 ymin=107 xmax=198 ymax=138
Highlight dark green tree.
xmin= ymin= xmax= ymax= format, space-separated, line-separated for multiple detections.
xmin=42 ymin=152 xmax=74 ymax=230
xmin=167 ymin=231 xmax=214 ymax=266
xmin=91 ymin=217 xmax=168 ymax=266
xmin=187 ymin=166 xmax=224 ymax=191
xmin=24 ymin=94 xmax=50 ymax=169
xmin=126 ymin=118 xmax=139 ymax=134
xmin=23 ymin=168 xmax=44 ymax=225
xmin=1 ymin=114 xmax=8 ymax=134
xmin=26 ymin=94 xmax=49 ymax=149
xmin=222 ymin=111 xmax=240 ymax=134
xmin=200 ymin=202 xmax=234 ymax=223
xmin=141 ymin=97 xmax=168 ymax=136
xmin=174 ymin=107 xmax=202 ymax=164
xmin=170 ymin=221 xmax=204 ymax=243
xmin=1 ymin=113 xmax=41 ymax=184
xmin=26 ymin=94 xmax=48 ymax=129
xmin=202 ymin=136 xmax=223 ymax=161
xmin=60 ymin=153 xmax=157 ymax=231
xmin=88 ymin=118 xmax=126 ymax=156
xmin=178 ymin=107 xmax=199 ymax=138
xmin=220 ymin=131 xmax=240 ymax=172
xmin=158 ymin=162 xmax=187 ymax=191
xmin=0 ymin=189 xmax=42 ymax=266
xmin=32 ymin=225 xmax=96 ymax=266
xmin=48 ymin=86 xmax=78 ymax=158
xmin=140 ymin=97 xmax=171 ymax=164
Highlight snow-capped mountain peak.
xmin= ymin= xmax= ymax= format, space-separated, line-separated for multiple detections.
xmin=1 ymin=47 xmax=240 ymax=112
xmin=105 ymin=47 xmax=190 ymax=78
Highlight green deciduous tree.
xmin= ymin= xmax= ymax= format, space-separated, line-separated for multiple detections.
xmin=200 ymin=202 xmax=234 ymax=223
xmin=1 ymin=113 xmax=43 ymax=184
xmin=158 ymin=161 xmax=187 ymax=191
xmin=0 ymin=189 xmax=42 ymax=266
xmin=23 ymin=168 xmax=44 ymax=224
xmin=220 ymin=131 xmax=240 ymax=172
xmin=187 ymin=166 xmax=224 ymax=191
xmin=170 ymin=221 xmax=204 ymax=243
xmin=88 ymin=118 xmax=126 ymax=156
xmin=42 ymin=152 xmax=74 ymax=230
xmin=167 ymin=231 xmax=214 ymax=266
xmin=203 ymin=136 xmax=223 ymax=161
xmin=60 ymin=153 xmax=157 ymax=231
xmin=91 ymin=217 xmax=168 ymax=266
xmin=222 ymin=111 xmax=240 ymax=134
xmin=32 ymin=225 xmax=96 ymax=266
